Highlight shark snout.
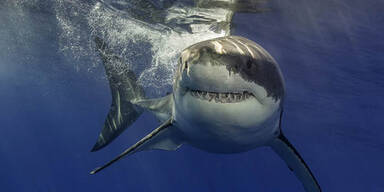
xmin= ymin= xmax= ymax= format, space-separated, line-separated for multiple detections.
xmin=180 ymin=64 xmax=239 ymax=92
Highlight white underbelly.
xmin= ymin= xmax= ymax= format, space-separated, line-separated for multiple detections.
xmin=173 ymin=94 xmax=281 ymax=153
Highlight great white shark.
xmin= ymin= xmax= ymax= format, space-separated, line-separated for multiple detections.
xmin=90 ymin=36 xmax=321 ymax=192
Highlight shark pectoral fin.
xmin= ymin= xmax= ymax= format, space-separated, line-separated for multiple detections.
xmin=132 ymin=94 xmax=173 ymax=122
xmin=90 ymin=117 xmax=182 ymax=175
xmin=270 ymin=134 xmax=321 ymax=192
xmin=91 ymin=37 xmax=145 ymax=152
xmin=137 ymin=125 xmax=183 ymax=152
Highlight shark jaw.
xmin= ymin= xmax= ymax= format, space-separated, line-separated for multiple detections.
xmin=187 ymin=89 xmax=255 ymax=103
xmin=173 ymin=86 xmax=280 ymax=153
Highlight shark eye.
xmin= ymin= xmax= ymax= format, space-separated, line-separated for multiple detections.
xmin=247 ymin=59 xmax=252 ymax=69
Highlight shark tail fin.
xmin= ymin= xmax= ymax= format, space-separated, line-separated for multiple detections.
xmin=91 ymin=37 xmax=145 ymax=152
xmin=270 ymin=133 xmax=321 ymax=192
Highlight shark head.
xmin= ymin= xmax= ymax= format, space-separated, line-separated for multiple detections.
xmin=173 ymin=36 xmax=285 ymax=141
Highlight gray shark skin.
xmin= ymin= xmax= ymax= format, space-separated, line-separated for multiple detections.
xmin=90 ymin=36 xmax=321 ymax=192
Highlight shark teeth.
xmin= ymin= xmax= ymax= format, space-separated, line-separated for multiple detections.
xmin=189 ymin=90 xmax=254 ymax=103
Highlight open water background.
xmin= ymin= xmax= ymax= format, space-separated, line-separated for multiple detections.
xmin=0 ymin=0 xmax=383 ymax=191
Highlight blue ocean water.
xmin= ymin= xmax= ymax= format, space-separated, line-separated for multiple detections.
xmin=0 ymin=0 xmax=383 ymax=192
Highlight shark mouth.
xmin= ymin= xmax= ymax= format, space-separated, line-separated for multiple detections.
xmin=188 ymin=89 xmax=255 ymax=103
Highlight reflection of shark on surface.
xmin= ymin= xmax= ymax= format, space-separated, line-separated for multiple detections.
xmin=90 ymin=35 xmax=321 ymax=192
